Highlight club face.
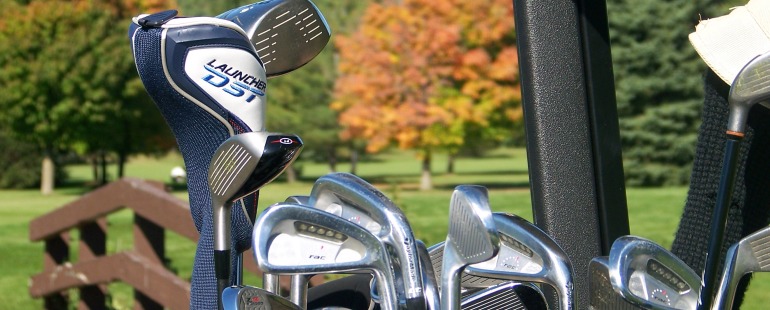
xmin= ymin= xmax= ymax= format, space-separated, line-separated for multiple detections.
xmin=727 ymin=51 xmax=770 ymax=133
xmin=441 ymin=185 xmax=500 ymax=310
xmin=208 ymin=132 xmax=303 ymax=204
xmin=217 ymin=0 xmax=331 ymax=78
xmin=461 ymin=282 xmax=547 ymax=310
xmin=222 ymin=285 xmax=302 ymax=310
xmin=608 ymin=236 xmax=700 ymax=310
xmin=253 ymin=202 xmax=399 ymax=309
xmin=714 ymin=226 xmax=770 ymax=310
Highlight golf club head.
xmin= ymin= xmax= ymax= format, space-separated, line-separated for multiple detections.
xmin=285 ymin=195 xmax=310 ymax=205
xmin=253 ymin=202 xmax=399 ymax=310
xmin=441 ymin=185 xmax=500 ymax=310
xmin=209 ymin=131 xmax=303 ymax=251
xmin=371 ymin=240 xmax=439 ymax=310
xmin=461 ymin=282 xmax=547 ymax=310
xmin=727 ymin=51 xmax=770 ymax=135
xmin=308 ymin=172 xmax=426 ymax=310
xmin=463 ymin=213 xmax=574 ymax=310
xmin=588 ymin=257 xmax=645 ymax=309
xmin=713 ymin=225 xmax=770 ymax=310
xmin=217 ymin=0 xmax=331 ymax=78
xmin=608 ymin=236 xmax=700 ymax=310
xmin=222 ymin=285 xmax=301 ymax=310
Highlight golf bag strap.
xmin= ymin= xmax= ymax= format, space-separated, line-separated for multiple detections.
xmin=671 ymin=69 xmax=770 ymax=307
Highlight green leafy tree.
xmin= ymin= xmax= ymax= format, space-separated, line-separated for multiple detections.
xmin=609 ymin=0 xmax=742 ymax=186
xmin=0 ymin=1 xmax=175 ymax=191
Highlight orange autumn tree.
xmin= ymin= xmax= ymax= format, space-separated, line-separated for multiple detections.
xmin=333 ymin=0 xmax=520 ymax=190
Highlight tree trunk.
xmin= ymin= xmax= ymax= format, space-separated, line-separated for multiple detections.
xmin=40 ymin=154 xmax=54 ymax=195
xmin=117 ymin=150 xmax=127 ymax=179
xmin=91 ymin=155 xmax=100 ymax=184
xmin=285 ymin=165 xmax=298 ymax=183
xmin=420 ymin=152 xmax=432 ymax=191
xmin=350 ymin=148 xmax=359 ymax=175
xmin=447 ymin=153 xmax=455 ymax=174
xmin=328 ymin=147 xmax=337 ymax=173
xmin=100 ymin=150 xmax=108 ymax=185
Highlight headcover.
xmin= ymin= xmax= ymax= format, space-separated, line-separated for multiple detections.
xmin=129 ymin=10 xmax=266 ymax=309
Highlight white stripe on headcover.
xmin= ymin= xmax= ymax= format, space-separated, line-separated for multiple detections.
xmin=160 ymin=28 xmax=236 ymax=136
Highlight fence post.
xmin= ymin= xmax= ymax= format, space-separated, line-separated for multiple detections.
xmin=44 ymin=232 xmax=70 ymax=309
xmin=78 ymin=218 xmax=107 ymax=310
xmin=134 ymin=214 xmax=165 ymax=310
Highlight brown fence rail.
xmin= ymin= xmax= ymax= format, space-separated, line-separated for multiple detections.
xmin=28 ymin=177 xmax=285 ymax=310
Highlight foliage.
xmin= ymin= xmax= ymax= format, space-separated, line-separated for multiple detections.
xmin=332 ymin=0 xmax=520 ymax=165
xmin=608 ymin=0 xmax=736 ymax=186
xmin=0 ymin=130 xmax=66 ymax=189
xmin=0 ymin=0 xmax=176 ymax=186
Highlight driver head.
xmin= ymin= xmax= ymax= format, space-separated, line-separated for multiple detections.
xmin=217 ymin=0 xmax=331 ymax=78
xmin=253 ymin=202 xmax=399 ymax=310
xmin=727 ymin=51 xmax=770 ymax=135
xmin=608 ymin=236 xmax=700 ymax=310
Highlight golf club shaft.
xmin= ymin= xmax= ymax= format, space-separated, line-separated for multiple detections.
xmin=290 ymin=274 xmax=309 ymax=308
xmin=264 ymin=273 xmax=280 ymax=293
xmin=699 ymin=137 xmax=741 ymax=310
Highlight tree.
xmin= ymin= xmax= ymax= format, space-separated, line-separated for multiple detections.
xmin=609 ymin=0 xmax=743 ymax=186
xmin=0 ymin=0 xmax=175 ymax=191
xmin=333 ymin=0 xmax=520 ymax=190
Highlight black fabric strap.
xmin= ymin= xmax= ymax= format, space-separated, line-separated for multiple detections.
xmin=672 ymin=69 xmax=770 ymax=306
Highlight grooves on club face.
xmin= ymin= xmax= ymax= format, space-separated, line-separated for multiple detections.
xmin=217 ymin=0 xmax=331 ymax=78
xmin=441 ymin=185 xmax=500 ymax=310
xmin=222 ymin=285 xmax=301 ymax=310
xmin=713 ymin=226 xmax=770 ymax=310
xmin=461 ymin=282 xmax=547 ymax=310
xmin=727 ymin=51 xmax=770 ymax=135
xmin=463 ymin=213 xmax=573 ymax=310
xmin=253 ymin=202 xmax=400 ymax=310
xmin=609 ymin=236 xmax=700 ymax=310
xmin=307 ymin=173 xmax=426 ymax=309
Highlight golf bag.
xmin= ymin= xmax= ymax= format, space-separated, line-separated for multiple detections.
xmin=129 ymin=11 xmax=267 ymax=309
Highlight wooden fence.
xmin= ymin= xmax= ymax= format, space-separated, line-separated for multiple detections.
xmin=28 ymin=177 xmax=305 ymax=309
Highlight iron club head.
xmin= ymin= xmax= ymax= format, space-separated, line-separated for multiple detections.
xmin=222 ymin=285 xmax=302 ymax=310
xmin=440 ymin=185 xmax=500 ymax=310
xmin=727 ymin=51 xmax=770 ymax=136
xmin=713 ymin=225 xmax=770 ymax=310
xmin=253 ymin=202 xmax=400 ymax=310
xmin=608 ymin=236 xmax=701 ymax=310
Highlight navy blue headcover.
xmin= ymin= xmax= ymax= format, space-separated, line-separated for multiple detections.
xmin=129 ymin=13 xmax=267 ymax=309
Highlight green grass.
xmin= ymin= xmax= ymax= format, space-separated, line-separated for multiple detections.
xmin=2 ymin=148 xmax=768 ymax=308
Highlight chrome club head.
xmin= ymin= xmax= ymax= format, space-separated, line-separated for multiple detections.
xmin=308 ymin=172 xmax=426 ymax=310
xmin=713 ymin=226 xmax=770 ymax=310
xmin=252 ymin=202 xmax=400 ymax=310
xmin=207 ymin=132 xmax=302 ymax=297
xmin=440 ymin=185 xmax=500 ymax=310
xmin=463 ymin=213 xmax=574 ymax=310
xmin=727 ymin=51 xmax=770 ymax=135
xmin=608 ymin=236 xmax=700 ymax=310
xmin=217 ymin=0 xmax=331 ymax=78
xmin=222 ymin=285 xmax=301 ymax=310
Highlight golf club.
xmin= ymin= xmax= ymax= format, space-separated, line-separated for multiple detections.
xmin=252 ymin=202 xmax=400 ymax=310
xmin=262 ymin=195 xmax=311 ymax=296
xmin=222 ymin=285 xmax=302 ymax=310
xmin=609 ymin=236 xmax=701 ymax=310
xmin=440 ymin=185 xmax=500 ymax=310
xmin=372 ymin=239 xmax=440 ymax=309
xmin=217 ymin=0 xmax=331 ymax=78
xmin=208 ymin=132 xmax=303 ymax=308
xmin=713 ymin=225 xmax=770 ymax=310
xmin=307 ymin=172 xmax=427 ymax=310
xmin=460 ymin=282 xmax=547 ymax=310
xmin=428 ymin=212 xmax=574 ymax=310
xmin=700 ymin=50 xmax=770 ymax=309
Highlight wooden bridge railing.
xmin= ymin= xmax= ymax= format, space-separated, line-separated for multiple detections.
xmin=28 ymin=177 xmax=275 ymax=310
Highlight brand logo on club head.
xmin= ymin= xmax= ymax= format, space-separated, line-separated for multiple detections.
xmin=272 ymin=137 xmax=297 ymax=145
xmin=202 ymin=59 xmax=266 ymax=102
